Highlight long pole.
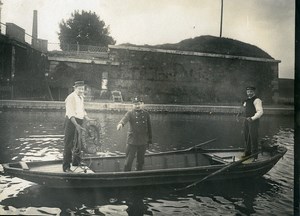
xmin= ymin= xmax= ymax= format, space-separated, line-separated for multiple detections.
xmin=220 ymin=0 xmax=223 ymax=37
xmin=175 ymin=151 xmax=260 ymax=191
xmin=0 ymin=1 xmax=3 ymax=34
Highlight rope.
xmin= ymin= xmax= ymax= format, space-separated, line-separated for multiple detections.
xmin=72 ymin=129 xmax=90 ymax=173
xmin=244 ymin=118 xmax=251 ymax=149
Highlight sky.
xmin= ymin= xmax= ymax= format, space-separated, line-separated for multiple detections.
xmin=1 ymin=0 xmax=295 ymax=79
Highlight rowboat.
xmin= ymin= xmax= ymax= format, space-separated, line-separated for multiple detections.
xmin=1 ymin=142 xmax=287 ymax=189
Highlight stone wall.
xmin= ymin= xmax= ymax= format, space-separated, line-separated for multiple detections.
xmin=48 ymin=60 xmax=111 ymax=101
xmin=108 ymin=46 xmax=280 ymax=104
xmin=47 ymin=45 xmax=280 ymax=104
xmin=0 ymin=100 xmax=294 ymax=115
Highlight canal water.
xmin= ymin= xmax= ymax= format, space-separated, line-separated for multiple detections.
xmin=0 ymin=110 xmax=294 ymax=215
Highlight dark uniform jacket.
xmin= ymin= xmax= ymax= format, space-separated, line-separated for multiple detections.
xmin=119 ymin=109 xmax=152 ymax=146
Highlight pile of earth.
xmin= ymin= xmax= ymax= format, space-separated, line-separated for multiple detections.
xmin=121 ymin=35 xmax=273 ymax=59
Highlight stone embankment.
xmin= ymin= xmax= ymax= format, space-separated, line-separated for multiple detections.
xmin=0 ymin=100 xmax=294 ymax=115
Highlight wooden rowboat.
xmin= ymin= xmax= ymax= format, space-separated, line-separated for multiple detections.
xmin=1 ymin=143 xmax=287 ymax=189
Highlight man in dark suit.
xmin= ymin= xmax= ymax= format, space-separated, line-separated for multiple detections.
xmin=117 ymin=96 xmax=152 ymax=171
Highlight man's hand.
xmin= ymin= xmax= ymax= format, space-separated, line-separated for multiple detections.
xmin=75 ymin=124 xmax=86 ymax=133
xmin=246 ymin=117 xmax=253 ymax=122
xmin=70 ymin=117 xmax=86 ymax=132
xmin=85 ymin=116 xmax=95 ymax=121
xmin=117 ymin=123 xmax=123 ymax=130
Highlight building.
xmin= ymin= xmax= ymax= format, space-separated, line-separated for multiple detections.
xmin=0 ymin=21 xmax=49 ymax=100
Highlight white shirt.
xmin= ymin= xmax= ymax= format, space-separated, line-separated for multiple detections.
xmin=65 ymin=92 xmax=86 ymax=119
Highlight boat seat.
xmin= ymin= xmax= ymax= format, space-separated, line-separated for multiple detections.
xmin=203 ymin=153 xmax=229 ymax=164
xmin=19 ymin=162 xmax=29 ymax=170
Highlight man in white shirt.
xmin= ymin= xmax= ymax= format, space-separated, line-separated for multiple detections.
xmin=242 ymin=86 xmax=263 ymax=161
xmin=63 ymin=81 xmax=90 ymax=172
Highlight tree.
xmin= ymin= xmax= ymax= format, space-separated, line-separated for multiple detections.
xmin=58 ymin=10 xmax=116 ymax=50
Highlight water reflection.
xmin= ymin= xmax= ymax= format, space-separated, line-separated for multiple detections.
xmin=0 ymin=110 xmax=294 ymax=215
xmin=0 ymin=177 xmax=287 ymax=216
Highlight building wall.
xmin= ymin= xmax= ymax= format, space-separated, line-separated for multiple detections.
xmin=6 ymin=23 xmax=25 ymax=43
xmin=0 ymin=34 xmax=48 ymax=100
xmin=277 ymin=78 xmax=294 ymax=104
xmin=108 ymin=47 xmax=279 ymax=104
xmin=47 ymin=46 xmax=280 ymax=104
xmin=48 ymin=60 xmax=110 ymax=101
xmin=0 ymin=35 xmax=13 ymax=99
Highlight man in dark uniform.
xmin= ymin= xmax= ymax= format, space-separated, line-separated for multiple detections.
xmin=117 ymin=96 xmax=152 ymax=171
xmin=242 ymin=86 xmax=263 ymax=160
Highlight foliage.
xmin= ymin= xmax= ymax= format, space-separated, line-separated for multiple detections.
xmin=58 ymin=10 xmax=116 ymax=50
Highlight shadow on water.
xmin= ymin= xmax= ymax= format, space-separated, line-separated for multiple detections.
xmin=0 ymin=177 xmax=283 ymax=215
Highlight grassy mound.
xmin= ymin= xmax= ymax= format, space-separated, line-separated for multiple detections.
xmin=122 ymin=35 xmax=273 ymax=59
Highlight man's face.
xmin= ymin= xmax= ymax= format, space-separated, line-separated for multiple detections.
xmin=75 ymin=86 xmax=85 ymax=96
xmin=133 ymin=102 xmax=143 ymax=110
xmin=246 ymin=89 xmax=255 ymax=98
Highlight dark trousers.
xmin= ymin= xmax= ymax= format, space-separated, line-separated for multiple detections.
xmin=124 ymin=144 xmax=146 ymax=171
xmin=244 ymin=120 xmax=259 ymax=159
xmin=63 ymin=117 xmax=83 ymax=171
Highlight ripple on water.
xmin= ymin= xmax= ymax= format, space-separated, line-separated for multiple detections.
xmin=0 ymin=112 xmax=294 ymax=216
xmin=97 ymin=205 xmax=128 ymax=215
xmin=0 ymin=206 xmax=61 ymax=215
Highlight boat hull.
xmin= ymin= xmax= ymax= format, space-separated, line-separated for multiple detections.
xmin=2 ymin=146 xmax=287 ymax=188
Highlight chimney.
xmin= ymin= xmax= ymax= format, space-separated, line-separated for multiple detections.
xmin=32 ymin=10 xmax=38 ymax=47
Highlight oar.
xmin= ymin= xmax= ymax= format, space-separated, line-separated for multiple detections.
xmin=186 ymin=138 xmax=218 ymax=152
xmin=175 ymin=151 xmax=259 ymax=191
xmin=168 ymin=138 xmax=217 ymax=154
xmin=146 ymin=138 xmax=217 ymax=155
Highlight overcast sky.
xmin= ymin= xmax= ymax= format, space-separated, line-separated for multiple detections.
xmin=1 ymin=0 xmax=295 ymax=79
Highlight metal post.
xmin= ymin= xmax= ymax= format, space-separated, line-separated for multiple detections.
xmin=0 ymin=1 xmax=3 ymax=34
xmin=220 ymin=0 xmax=223 ymax=37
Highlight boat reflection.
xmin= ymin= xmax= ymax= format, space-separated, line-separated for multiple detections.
xmin=0 ymin=177 xmax=283 ymax=215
